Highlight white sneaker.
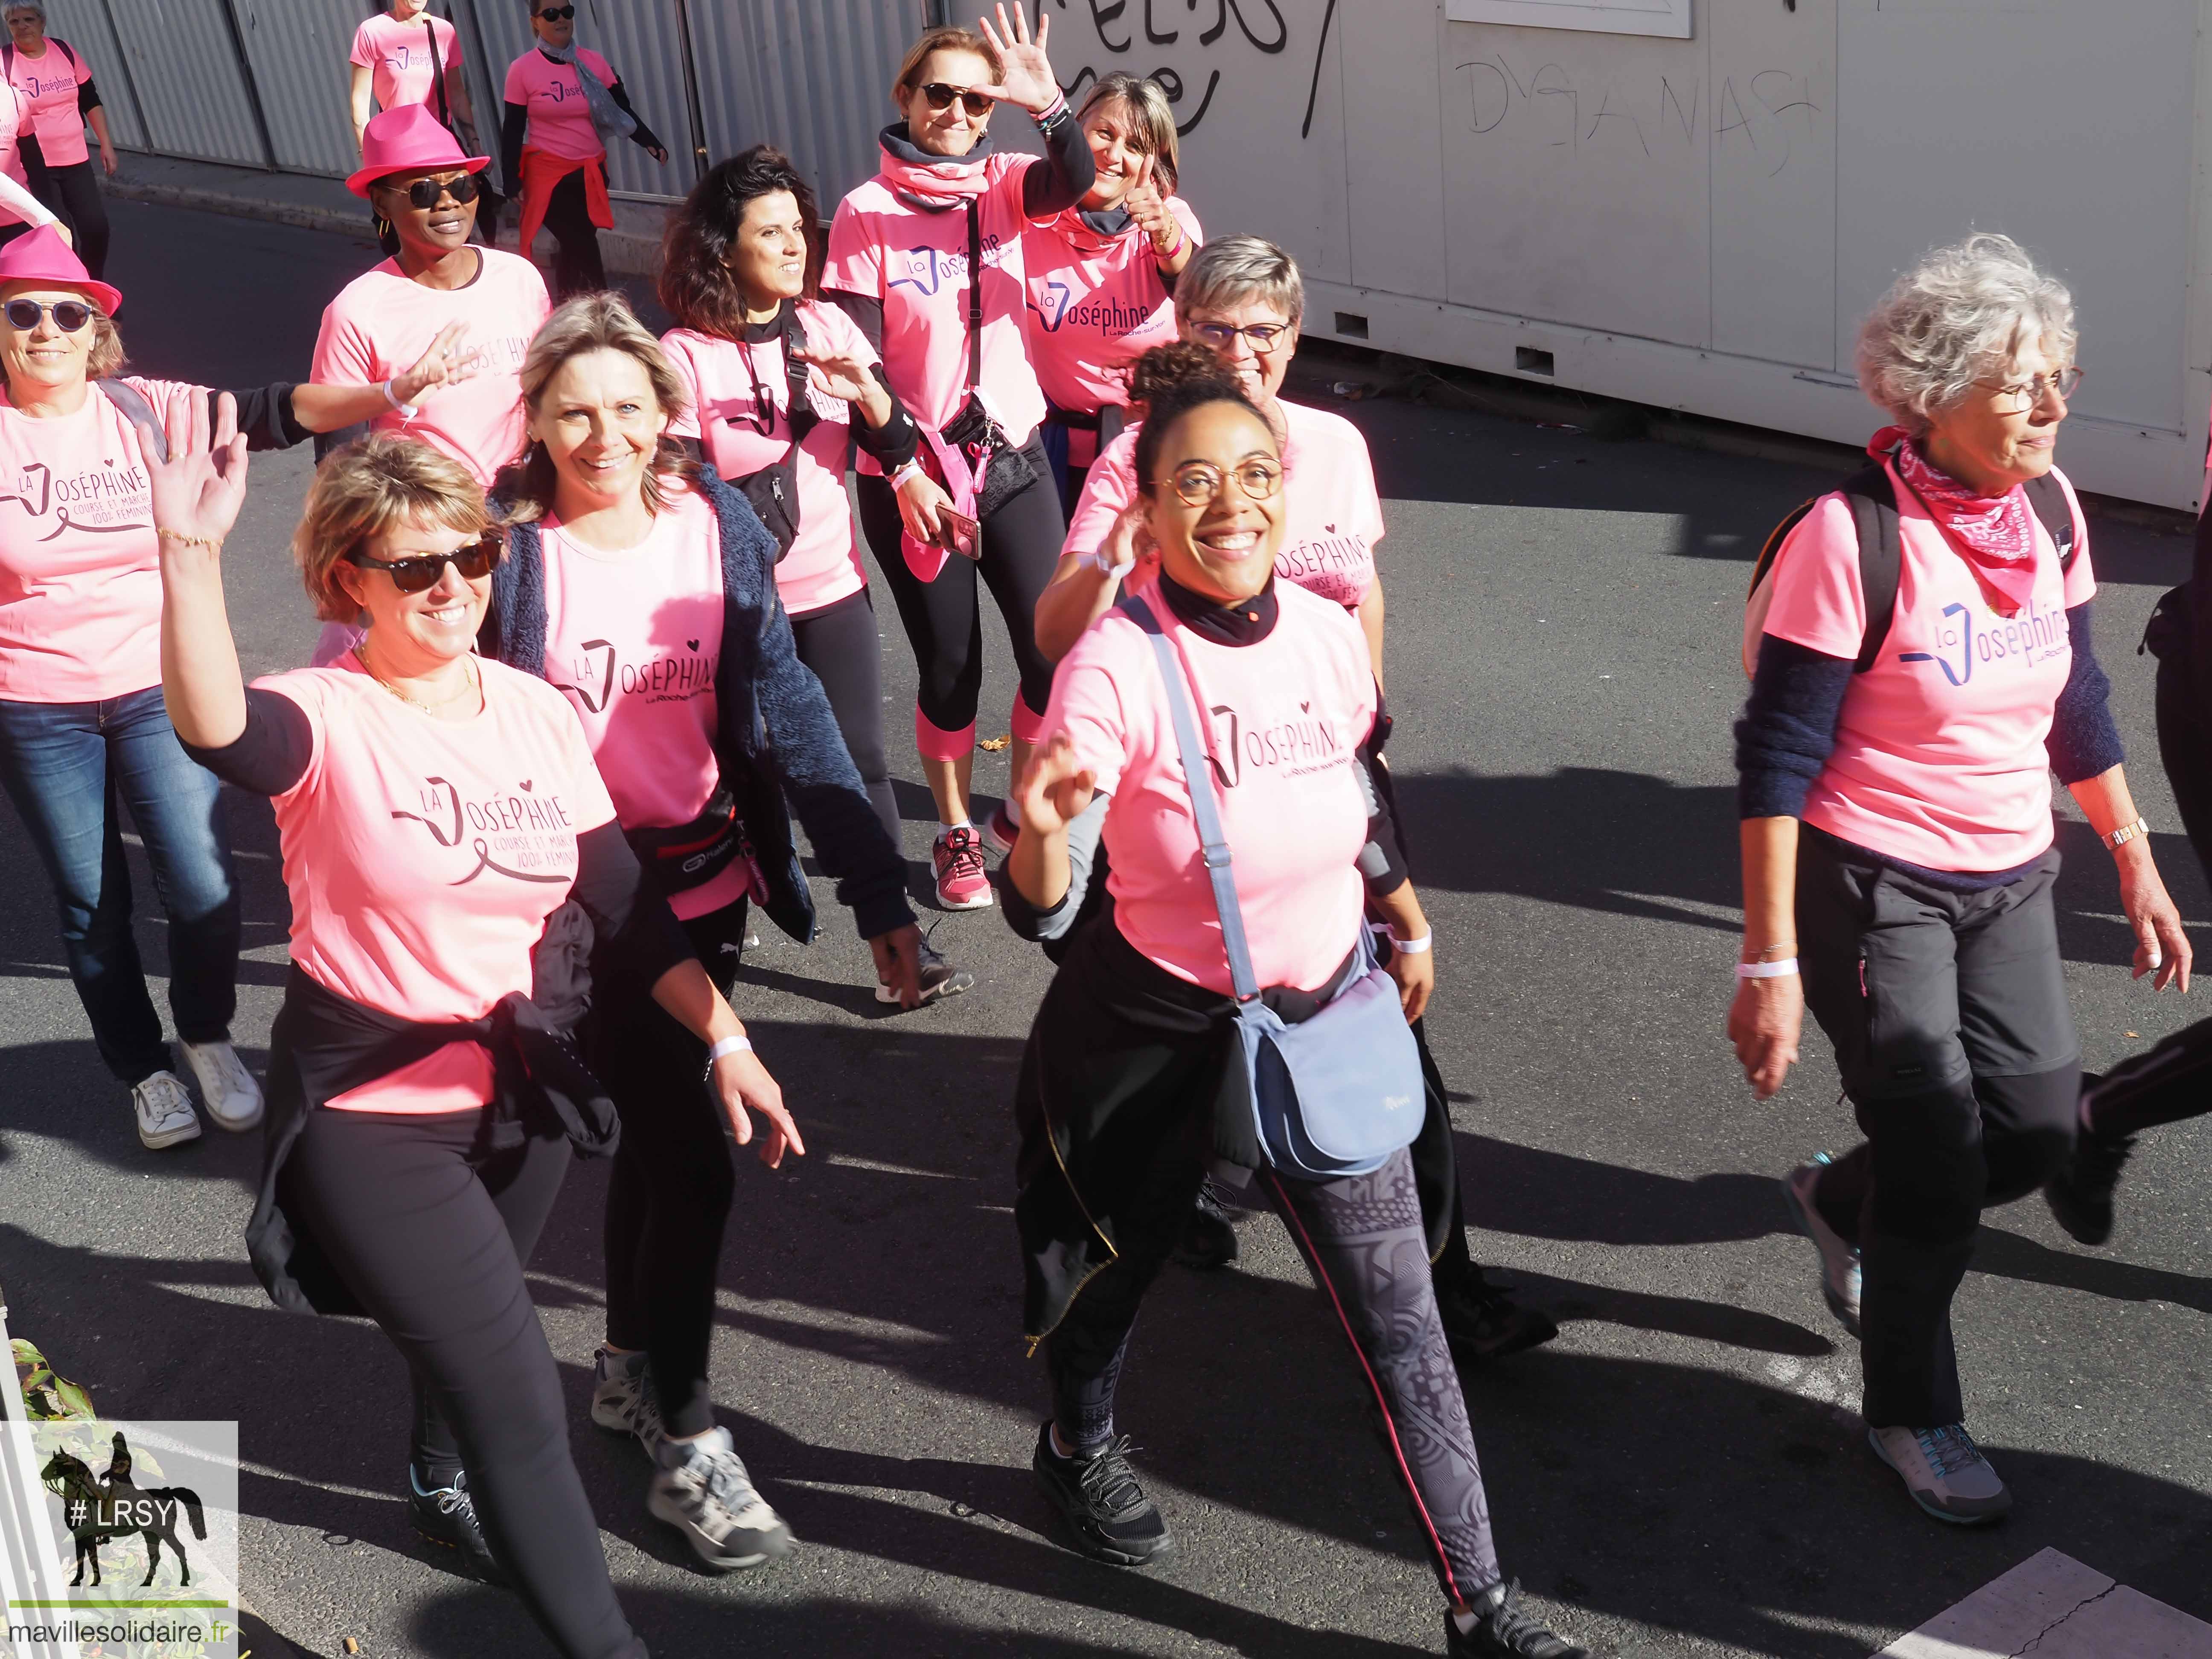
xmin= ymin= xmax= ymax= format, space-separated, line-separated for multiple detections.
xmin=131 ymin=1071 xmax=202 ymax=1150
xmin=181 ymin=1039 xmax=263 ymax=1132
xmin=648 ymin=1426 xmax=794 ymax=1572
xmin=1869 ymin=1423 xmax=2011 ymax=1525
xmin=1782 ymin=1154 xmax=1861 ymax=1337
xmin=590 ymin=1346 xmax=664 ymax=1455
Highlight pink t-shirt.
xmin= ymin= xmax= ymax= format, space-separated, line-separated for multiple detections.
xmin=310 ymin=248 xmax=550 ymax=486
xmin=540 ymin=485 xmax=747 ymax=921
xmin=0 ymin=377 xmax=198 ymax=701
xmin=504 ymin=47 xmax=616 ymax=165
xmin=662 ymin=304 xmax=871 ymax=617
xmin=1760 ymin=460 xmax=2096 ymax=872
xmin=1048 ymin=576 xmax=1377 ymax=995
xmin=824 ymin=155 xmax=1048 ymax=462
xmin=256 ymin=653 xmax=618 ymax=1114
xmin=350 ymin=13 xmax=463 ymax=115
xmin=4 ymin=38 xmax=89 ymax=168
xmin=1022 ymin=198 xmax=1201 ymax=416
xmin=1067 ymin=400 xmax=1386 ymax=611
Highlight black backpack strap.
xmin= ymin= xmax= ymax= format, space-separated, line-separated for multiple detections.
xmin=426 ymin=19 xmax=450 ymax=125
xmin=1839 ymin=461 xmax=1902 ymax=673
xmin=964 ymin=197 xmax=983 ymax=398
xmin=2023 ymin=472 xmax=2079 ymax=575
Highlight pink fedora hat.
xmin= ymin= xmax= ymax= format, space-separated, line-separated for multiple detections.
xmin=347 ymin=103 xmax=490 ymax=199
xmin=0 ymin=224 xmax=122 ymax=314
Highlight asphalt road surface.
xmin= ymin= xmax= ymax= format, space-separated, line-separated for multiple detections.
xmin=2 ymin=201 xmax=2208 ymax=1659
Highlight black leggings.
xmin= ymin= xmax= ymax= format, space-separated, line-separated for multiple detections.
xmin=282 ymin=1106 xmax=642 ymax=1659
xmin=1045 ymin=1144 xmax=1501 ymax=1607
xmin=853 ymin=438 xmax=1063 ymax=750
xmin=589 ymin=899 xmax=747 ymax=1442
xmin=789 ymin=588 xmax=898 ymax=844
xmin=23 ymin=149 xmax=108 ymax=280
xmin=541 ymin=168 xmax=606 ymax=300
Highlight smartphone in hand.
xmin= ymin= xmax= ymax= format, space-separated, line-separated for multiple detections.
xmin=937 ymin=507 xmax=981 ymax=561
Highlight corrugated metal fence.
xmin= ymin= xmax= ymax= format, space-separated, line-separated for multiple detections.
xmin=36 ymin=0 xmax=927 ymax=213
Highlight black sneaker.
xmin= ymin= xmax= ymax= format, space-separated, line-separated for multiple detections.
xmin=1435 ymin=1267 xmax=1559 ymax=1364
xmin=1171 ymin=1177 xmax=1239 ymax=1271
xmin=2045 ymin=1121 xmax=2135 ymax=1248
xmin=882 ymin=926 xmax=975 ymax=1006
xmin=1446 ymin=1580 xmax=1588 ymax=1658
xmin=1031 ymin=1423 xmax=1173 ymax=1566
xmin=408 ymin=1467 xmax=506 ymax=1585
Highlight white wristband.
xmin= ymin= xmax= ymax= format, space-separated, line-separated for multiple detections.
xmin=1080 ymin=547 xmax=1135 ymax=579
xmin=888 ymin=458 xmax=925 ymax=489
xmin=1387 ymin=932 xmax=1432 ymax=955
xmin=707 ymin=1035 xmax=754 ymax=1063
xmin=1735 ymin=958 xmax=1799 ymax=980
xmin=381 ymin=378 xmax=419 ymax=419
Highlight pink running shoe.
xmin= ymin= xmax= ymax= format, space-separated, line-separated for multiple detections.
xmin=933 ymin=825 xmax=993 ymax=910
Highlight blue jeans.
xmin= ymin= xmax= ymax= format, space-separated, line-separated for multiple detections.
xmin=0 ymin=685 xmax=240 ymax=1084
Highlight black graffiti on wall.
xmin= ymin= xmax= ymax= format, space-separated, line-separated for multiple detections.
xmin=1052 ymin=0 xmax=1339 ymax=139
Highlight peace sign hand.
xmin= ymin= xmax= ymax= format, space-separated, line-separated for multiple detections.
xmin=976 ymin=3 xmax=1059 ymax=115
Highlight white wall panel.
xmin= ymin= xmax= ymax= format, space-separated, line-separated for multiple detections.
xmin=228 ymin=0 xmax=372 ymax=178
xmin=100 ymin=0 xmax=270 ymax=167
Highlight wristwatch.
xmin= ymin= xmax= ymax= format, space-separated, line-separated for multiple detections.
xmin=2105 ymin=816 xmax=2150 ymax=850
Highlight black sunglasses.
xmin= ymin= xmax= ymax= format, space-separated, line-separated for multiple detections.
xmin=920 ymin=81 xmax=994 ymax=118
xmin=3 ymin=298 xmax=92 ymax=333
xmin=535 ymin=5 xmax=576 ymax=19
xmin=377 ymin=172 xmax=481 ymax=212
xmin=346 ymin=534 xmax=503 ymax=595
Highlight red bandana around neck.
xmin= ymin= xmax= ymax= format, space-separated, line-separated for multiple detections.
xmin=1870 ymin=425 xmax=2041 ymax=616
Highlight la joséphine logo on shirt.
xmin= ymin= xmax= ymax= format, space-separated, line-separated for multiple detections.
xmin=1896 ymin=595 xmax=2069 ymax=687
xmin=888 ymin=233 xmax=1007 ymax=298
xmin=1201 ymin=698 xmax=1348 ymax=791
xmin=1030 ymin=281 xmax=1153 ymax=338
xmin=0 ymin=451 xmax=149 ymax=539
xmin=391 ymin=777 xmax=575 ymax=885
xmin=553 ymin=638 xmax=718 ymax=714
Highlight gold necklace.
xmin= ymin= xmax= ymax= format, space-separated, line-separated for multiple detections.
xmin=360 ymin=640 xmax=479 ymax=714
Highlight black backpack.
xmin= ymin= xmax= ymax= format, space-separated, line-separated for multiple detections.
xmin=1743 ymin=459 xmax=2078 ymax=676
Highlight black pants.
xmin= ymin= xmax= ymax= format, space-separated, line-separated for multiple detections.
xmin=853 ymin=439 xmax=1063 ymax=746
xmin=541 ymin=168 xmax=606 ymax=300
xmin=282 ymin=1107 xmax=642 ymax=1659
xmin=1796 ymin=830 xmax=2078 ymax=1428
xmin=1045 ymin=1144 xmax=1501 ymax=1604
xmin=789 ymin=588 xmax=898 ymax=844
xmin=589 ymin=898 xmax=747 ymax=1441
xmin=23 ymin=147 xmax=108 ymax=279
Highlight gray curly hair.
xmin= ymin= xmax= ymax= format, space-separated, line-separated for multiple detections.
xmin=1855 ymin=233 xmax=2076 ymax=434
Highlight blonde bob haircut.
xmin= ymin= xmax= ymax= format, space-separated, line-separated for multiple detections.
xmin=497 ymin=291 xmax=697 ymax=526
xmin=1076 ymin=72 xmax=1179 ymax=195
xmin=891 ymin=25 xmax=1001 ymax=107
xmin=294 ymin=435 xmax=489 ymax=624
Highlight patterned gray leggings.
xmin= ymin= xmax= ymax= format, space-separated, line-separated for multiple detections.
xmin=1045 ymin=1145 xmax=1501 ymax=1604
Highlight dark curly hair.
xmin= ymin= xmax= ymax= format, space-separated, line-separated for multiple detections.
xmin=1128 ymin=343 xmax=1268 ymax=492
xmin=658 ymin=146 xmax=823 ymax=338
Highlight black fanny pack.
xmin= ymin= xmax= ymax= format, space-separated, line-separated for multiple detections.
xmin=731 ymin=303 xmax=820 ymax=563
xmin=940 ymin=395 xmax=1039 ymax=521
xmin=624 ymin=786 xmax=754 ymax=896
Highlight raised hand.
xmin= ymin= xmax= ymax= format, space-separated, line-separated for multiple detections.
xmin=1124 ymin=156 xmax=1176 ymax=247
xmin=144 ymin=390 xmax=249 ymax=551
xmin=391 ymin=320 xmax=485 ymax=407
xmin=798 ymin=345 xmax=878 ymax=406
xmin=976 ymin=3 xmax=1058 ymax=114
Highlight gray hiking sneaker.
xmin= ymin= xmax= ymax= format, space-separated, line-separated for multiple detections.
xmin=1868 ymin=1423 xmax=2011 ymax=1524
xmin=648 ymin=1426 xmax=795 ymax=1571
xmin=590 ymin=1346 xmax=663 ymax=1455
xmin=1782 ymin=1153 xmax=1861 ymax=1336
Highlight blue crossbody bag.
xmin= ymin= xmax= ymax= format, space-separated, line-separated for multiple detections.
xmin=1120 ymin=595 xmax=1423 ymax=1179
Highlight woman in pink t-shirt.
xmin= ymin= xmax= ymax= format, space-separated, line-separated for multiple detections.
xmin=0 ymin=5 xmax=112 ymax=276
xmin=1732 ymin=234 xmax=2189 ymax=1528
xmin=499 ymin=1 xmax=666 ymax=300
xmin=0 ymin=224 xmax=477 ymax=1155
xmin=1024 ymin=72 xmax=1199 ymax=512
xmin=996 ymin=372 xmax=1583 ymax=1659
xmin=823 ymin=9 xmax=1095 ymax=911
xmin=1039 ymin=237 xmax=1389 ymax=676
xmin=157 ymin=422 xmax=794 ymax=1653
xmin=348 ymin=0 xmax=475 ymax=156
xmin=482 ymin=293 xmax=933 ymax=1571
